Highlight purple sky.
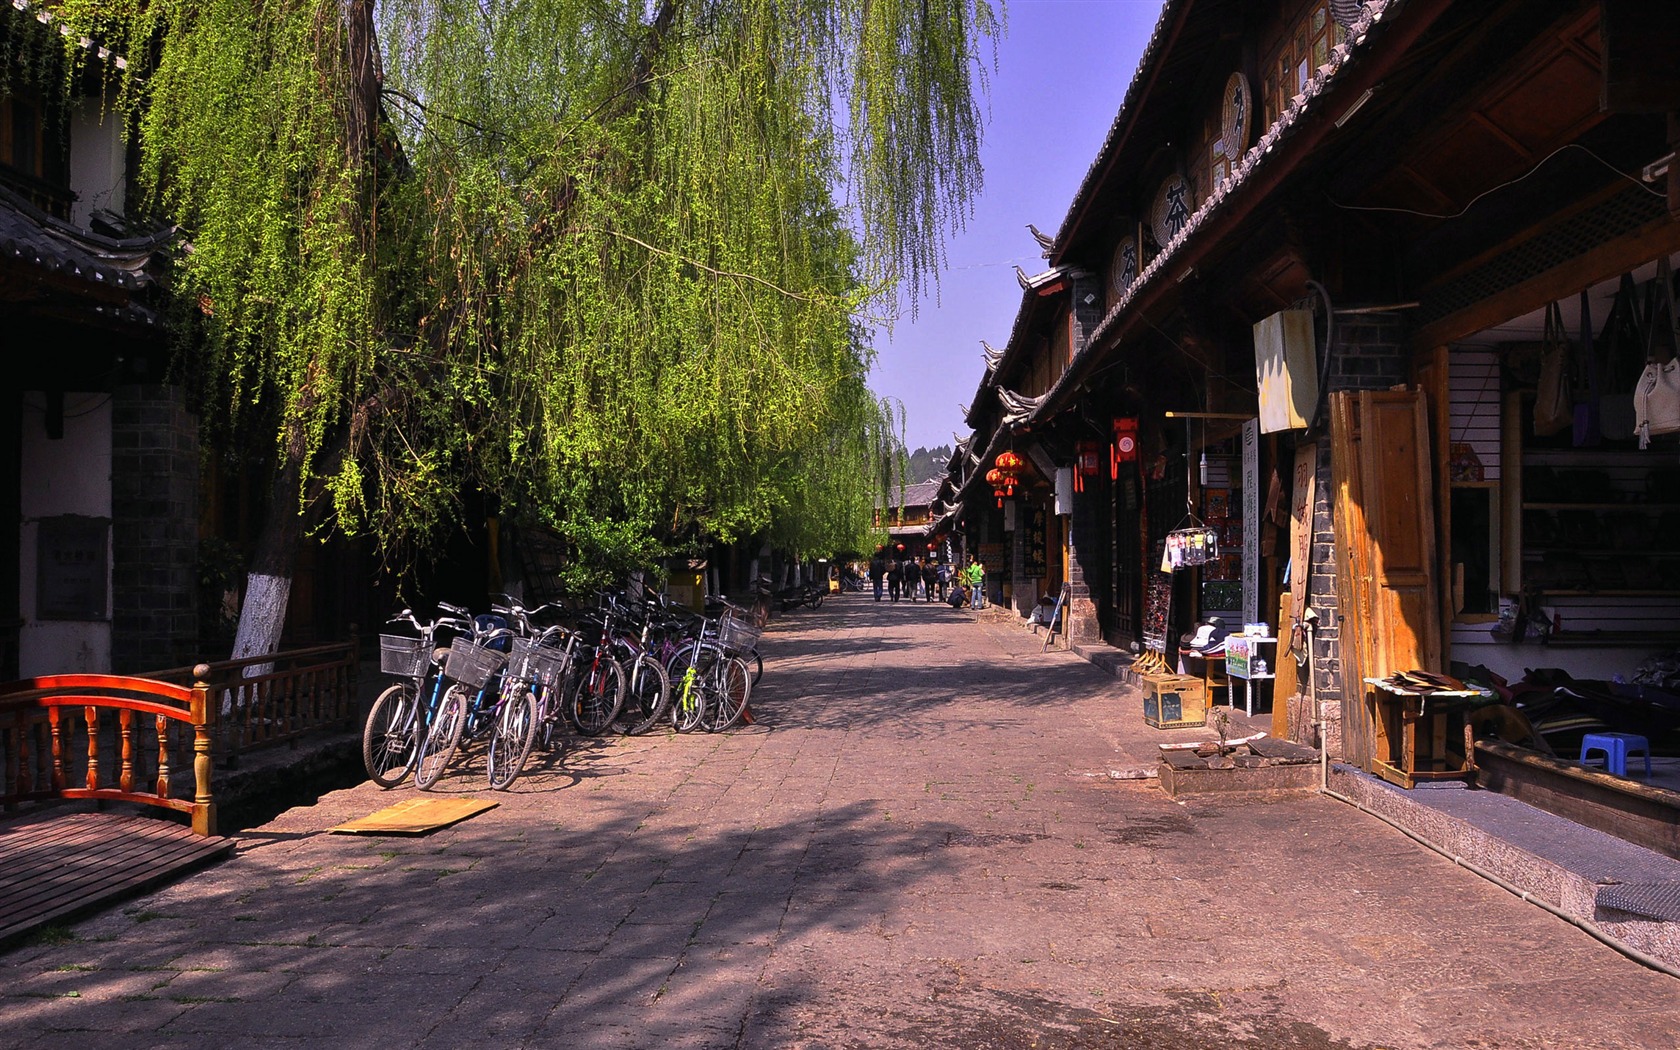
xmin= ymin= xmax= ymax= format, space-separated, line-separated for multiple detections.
xmin=870 ymin=1 xmax=1163 ymax=453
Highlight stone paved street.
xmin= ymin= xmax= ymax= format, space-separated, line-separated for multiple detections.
xmin=3 ymin=595 xmax=1677 ymax=1049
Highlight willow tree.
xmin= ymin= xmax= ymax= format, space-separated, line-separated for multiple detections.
xmin=57 ymin=0 xmax=996 ymax=657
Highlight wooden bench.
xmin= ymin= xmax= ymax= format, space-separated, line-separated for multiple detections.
xmin=0 ymin=667 xmax=233 ymax=945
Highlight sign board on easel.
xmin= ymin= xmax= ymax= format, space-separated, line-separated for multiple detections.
xmin=1042 ymin=582 xmax=1070 ymax=652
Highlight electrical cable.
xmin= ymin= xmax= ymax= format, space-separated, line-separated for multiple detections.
xmin=1330 ymin=142 xmax=1665 ymax=221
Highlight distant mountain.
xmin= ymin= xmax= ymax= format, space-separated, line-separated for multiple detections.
xmin=906 ymin=444 xmax=954 ymax=484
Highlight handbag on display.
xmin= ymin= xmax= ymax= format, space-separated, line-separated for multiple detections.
xmin=1597 ymin=273 xmax=1642 ymax=441
xmin=1634 ymin=257 xmax=1680 ymax=448
xmin=1636 ymin=358 xmax=1680 ymax=447
xmin=1533 ymin=300 xmax=1572 ymax=437
xmin=1572 ymin=288 xmax=1600 ymax=446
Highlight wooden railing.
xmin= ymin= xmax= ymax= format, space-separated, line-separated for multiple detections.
xmin=0 ymin=669 xmax=217 ymax=836
xmin=144 ymin=637 xmax=359 ymax=769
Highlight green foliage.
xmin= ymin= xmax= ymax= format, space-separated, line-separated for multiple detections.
xmin=46 ymin=0 xmax=997 ymax=577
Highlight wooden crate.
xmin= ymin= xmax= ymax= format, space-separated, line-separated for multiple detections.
xmin=1143 ymin=673 xmax=1208 ymax=729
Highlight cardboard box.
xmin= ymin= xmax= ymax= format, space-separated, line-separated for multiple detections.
xmin=1143 ymin=673 xmax=1208 ymax=729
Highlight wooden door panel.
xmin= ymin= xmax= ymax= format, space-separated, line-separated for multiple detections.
xmin=1331 ymin=389 xmax=1443 ymax=773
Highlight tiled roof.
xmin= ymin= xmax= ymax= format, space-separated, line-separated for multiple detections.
xmin=0 ymin=183 xmax=168 ymax=328
xmin=1030 ymin=0 xmax=1407 ymax=426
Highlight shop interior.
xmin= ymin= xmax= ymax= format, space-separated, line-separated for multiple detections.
xmin=1445 ymin=253 xmax=1680 ymax=789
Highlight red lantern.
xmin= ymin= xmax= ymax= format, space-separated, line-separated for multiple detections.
xmin=995 ymin=450 xmax=1023 ymax=473
xmin=985 ymin=466 xmax=1010 ymax=507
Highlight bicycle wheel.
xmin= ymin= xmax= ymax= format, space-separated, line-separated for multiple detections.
xmin=701 ymin=655 xmax=752 ymax=732
xmin=362 ymin=682 xmax=419 ymax=789
xmin=414 ymin=685 xmax=468 ymax=790
xmin=745 ymin=647 xmax=764 ymax=686
xmin=568 ymin=657 xmax=625 ymax=736
xmin=615 ymin=653 xmax=671 ymax=735
xmin=487 ymin=689 xmax=539 ymax=790
xmin=671 ymin=666 xmax=706 ymax=732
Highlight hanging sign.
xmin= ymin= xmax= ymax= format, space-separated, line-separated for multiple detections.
xmin=1110 ymin=417 xmax=1139 ymax=479
xmin=1242 ymin=419 xmax=1261 ymax=626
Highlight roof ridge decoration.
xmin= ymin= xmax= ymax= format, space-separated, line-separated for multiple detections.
xmin=997 ymin=387 xmax=1045 ymax=426
xmin=981 ymin=339 xmax=1005 ymax=369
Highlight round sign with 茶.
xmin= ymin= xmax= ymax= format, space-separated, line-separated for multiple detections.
xmin=1110 ymin=233 xmax=1139 ymax=298
xmin=1221 ymin=71 xmax=1253 ymax=159
xmin=1150 ymin=173 xmax=1193 ymax=247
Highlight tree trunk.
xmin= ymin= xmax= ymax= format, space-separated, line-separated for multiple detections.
xmin=229 ymin=455 xmax=305 ymax=668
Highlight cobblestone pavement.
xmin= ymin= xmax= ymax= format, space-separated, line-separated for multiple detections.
xmin=3 ymin=595 xmax=1677 ymax=1049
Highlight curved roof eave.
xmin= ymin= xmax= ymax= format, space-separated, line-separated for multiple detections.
xmin=1030 ymin=0 xmax=1413 ymax=428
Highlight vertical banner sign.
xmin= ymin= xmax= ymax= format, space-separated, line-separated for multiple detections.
xmin=1026 ymin=506 xmax=1048 ymax=578
xmin=1242 ymin=419 xmax=1261 ymax=626
xmin=1290 ymin=442 xmax=1318 ymax=615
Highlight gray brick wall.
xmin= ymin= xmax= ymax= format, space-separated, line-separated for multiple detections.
xmin=111 ymin=385 xmax=199 ymax=673
xmin=1067 ymin=476 xmax=1107 ymax=642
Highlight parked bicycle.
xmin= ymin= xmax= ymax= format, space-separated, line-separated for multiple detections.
xmin=364 ymin=603 xmax=474 ymax=789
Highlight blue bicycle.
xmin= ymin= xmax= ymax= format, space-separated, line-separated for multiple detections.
xmin=363 ymin=603 xmax=474 ymax=789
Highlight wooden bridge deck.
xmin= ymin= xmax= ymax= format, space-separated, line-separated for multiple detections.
xmin=0 ymin=810 xmax=234 ymax=948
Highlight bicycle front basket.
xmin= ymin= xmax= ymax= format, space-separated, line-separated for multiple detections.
xmin=508 ymin=636 xmax=567 ymax=688
xmin=716 ymin=609 xmax=762 ymax=656
xmin=379 ymin=634 xmax=428 ymax=678
xmin=444 ymin=637 xmax=507 ymax=690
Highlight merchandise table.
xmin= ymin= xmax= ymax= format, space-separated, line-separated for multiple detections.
xmin=1362 ymin=677 xmax=1495 ymax=789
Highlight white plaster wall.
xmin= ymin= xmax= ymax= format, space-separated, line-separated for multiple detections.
xmin=68 ymin=96 xmax=125 ymax=229
xmin=18 ymin=393 xmax=112 ymax=675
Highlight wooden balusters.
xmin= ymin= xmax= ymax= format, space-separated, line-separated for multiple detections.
xmin=48 ymin=707 xmax=65 ymax=794
xmin=84 ymin=706 xmax=99 ymax=792
xmin=119 ymin=708 xmax=134 ymax=795
xmin=191 ymin=664 xmax=216 ymax=837
xmin=156 ymin=713 xmax=171 ymax=799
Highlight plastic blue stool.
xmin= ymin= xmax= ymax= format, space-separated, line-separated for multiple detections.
xmin=1579 ymin=732 xmax=1651 ymax=778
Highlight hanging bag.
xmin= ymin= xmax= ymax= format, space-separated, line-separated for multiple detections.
xmin=1597 ymin=273 xmax=1641 ymax=441
xmin=1533 ymin=301 xmax=1572 ymax=437
xmin=1634 ymin=258 xmax=1680 ymax=448
xmin=1572 ymin=289 xmax=1600 ymax=446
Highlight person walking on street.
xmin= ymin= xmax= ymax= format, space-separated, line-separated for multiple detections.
xmin=935 ymin=560 xmax=950 ymax=603
xmin=869 ymin=548 xmax=887 ymax=601
xmin=922 ymin=558 xmax=939 ymax=604
xmin=966 ymin=556 xmax=985 ymax=609
xmin=887 ymin=549 xmax=904 ymax=602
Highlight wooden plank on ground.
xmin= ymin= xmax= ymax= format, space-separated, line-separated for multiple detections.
xmin=330 ymin=797 xmax=499 ymax=836
xmin=0 ymin=811 xmax=233 ymax=947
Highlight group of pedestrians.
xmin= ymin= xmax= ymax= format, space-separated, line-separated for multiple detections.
xmin=867 ymin=546 xmax=987 ymax=609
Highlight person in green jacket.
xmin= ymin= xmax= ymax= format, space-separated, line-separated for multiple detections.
xmin=965 ymin=557 xmax=985 ymax=609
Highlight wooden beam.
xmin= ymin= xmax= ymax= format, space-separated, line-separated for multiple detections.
xmin=1412 ymin=213 xmax=1680 ymax=349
